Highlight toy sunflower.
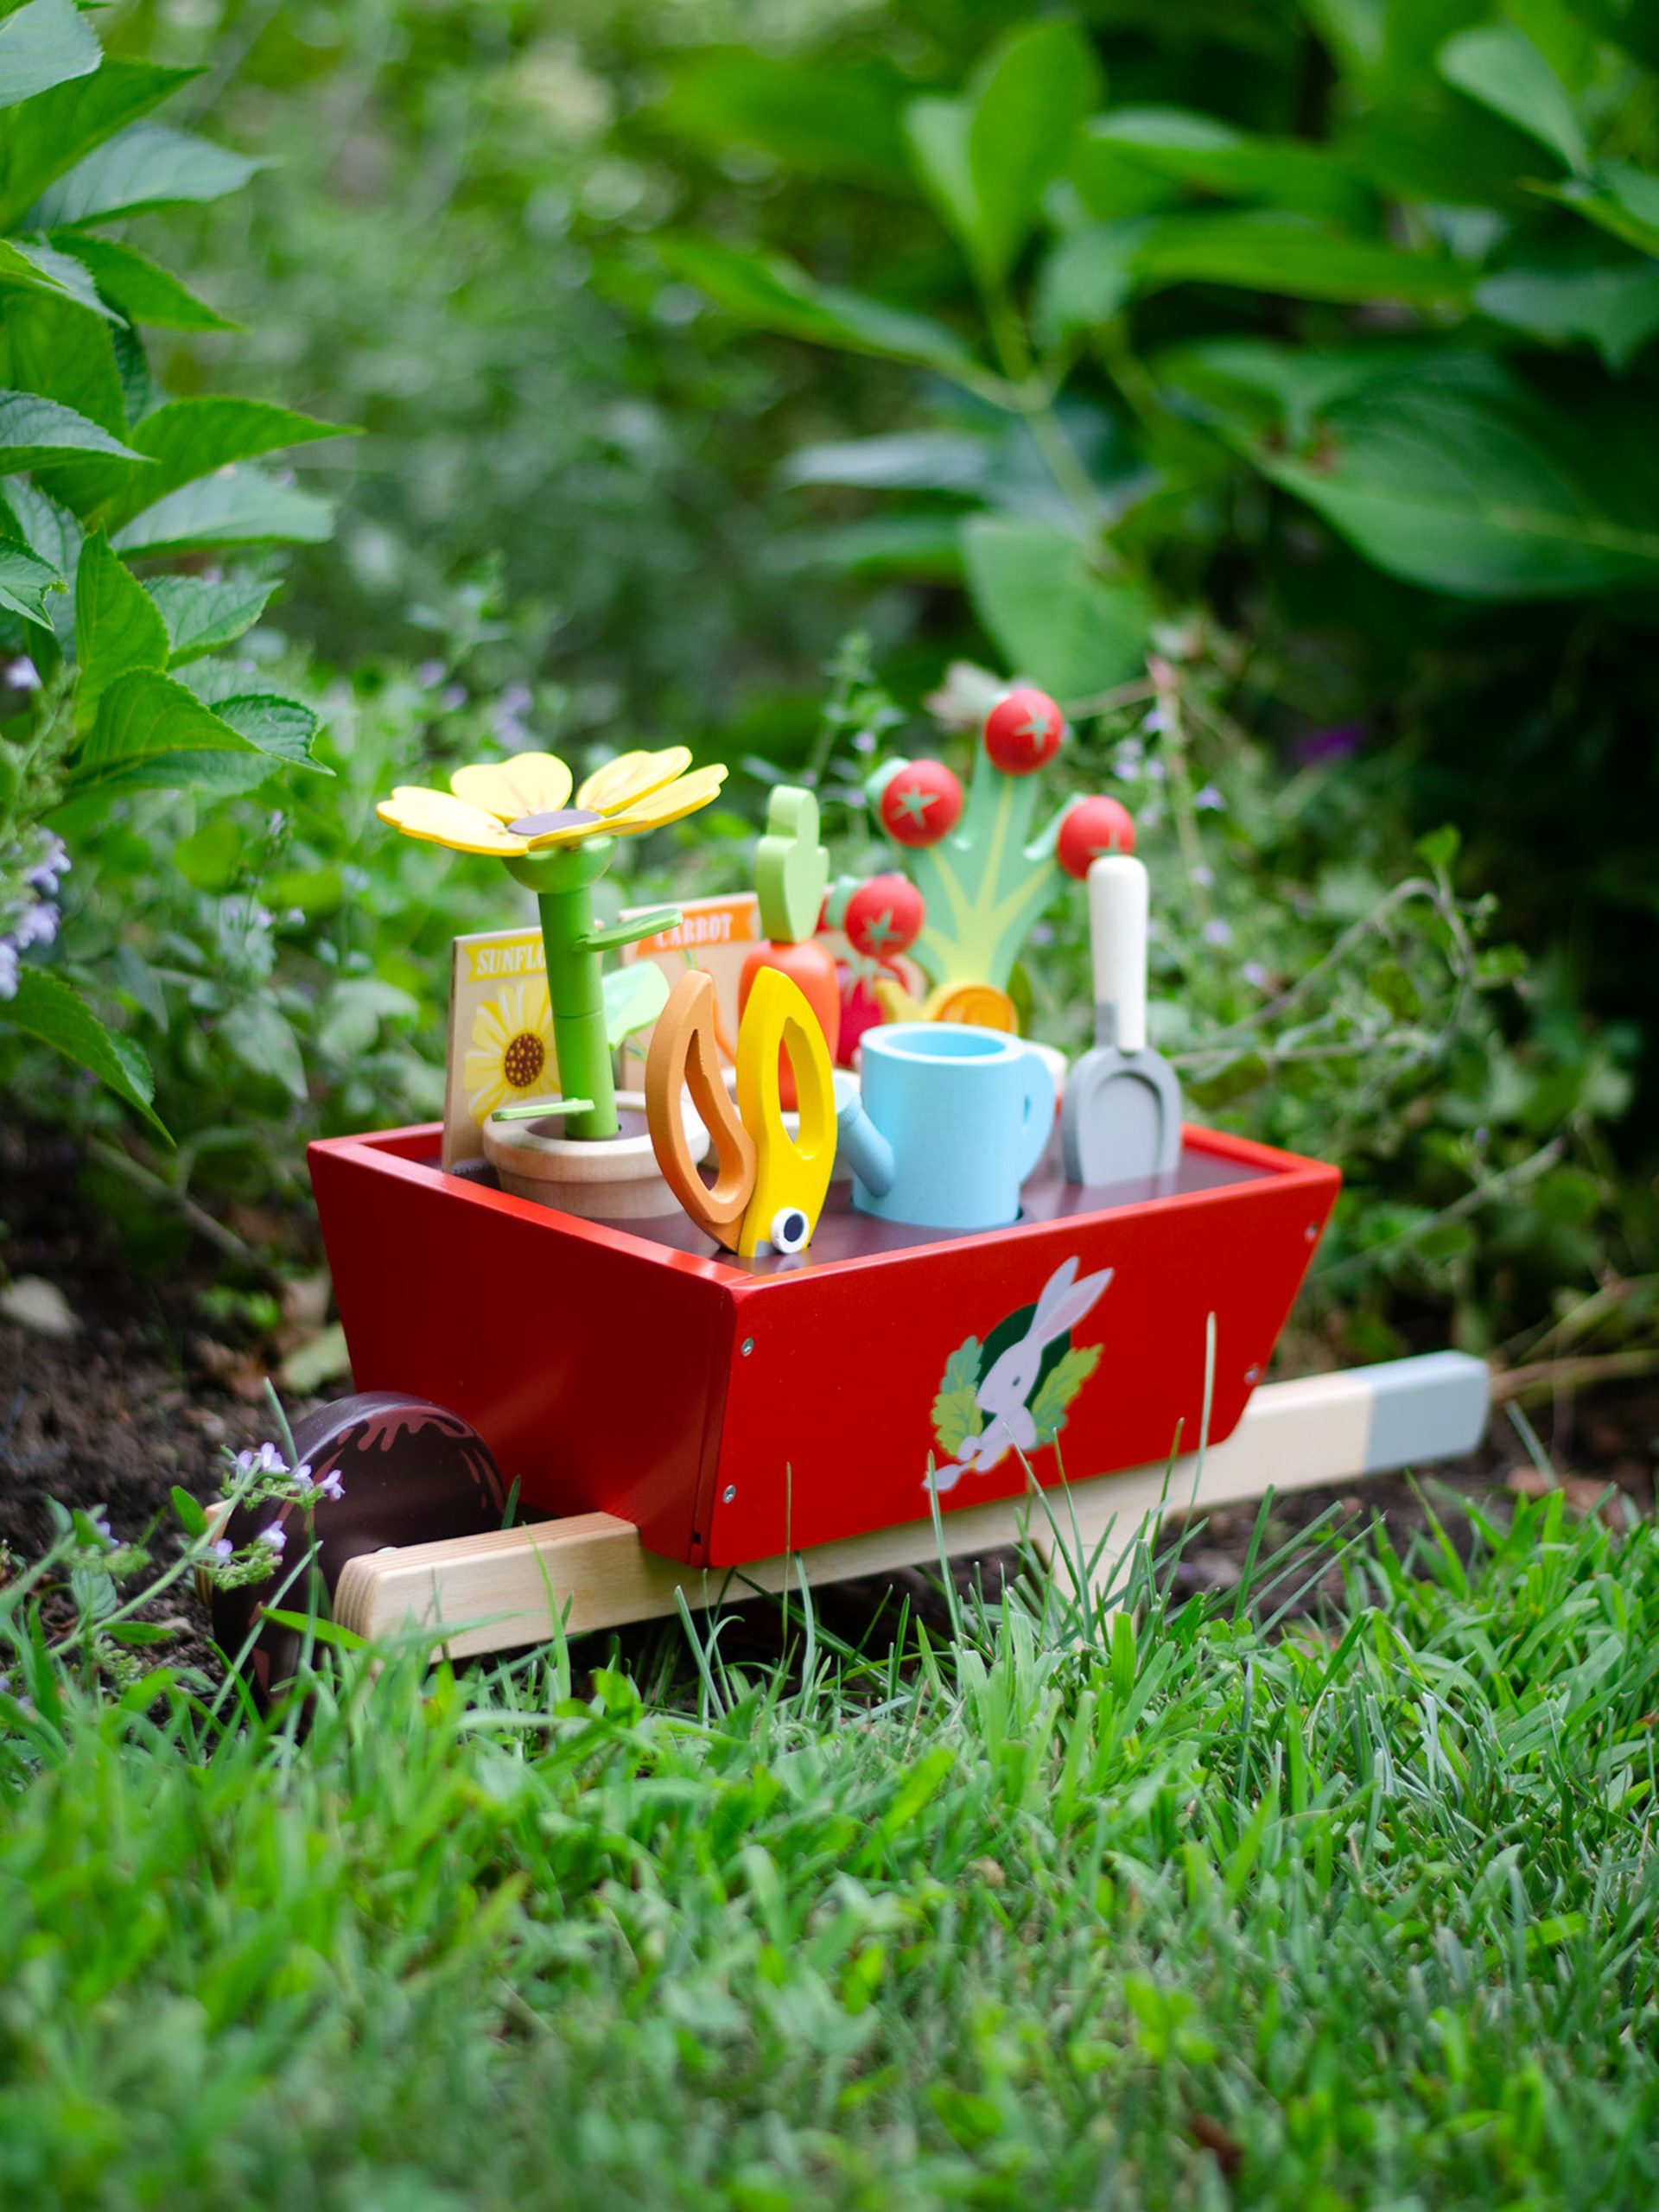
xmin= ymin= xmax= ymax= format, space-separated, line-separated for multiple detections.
xmin=378 ymin=747 xmax=727 ymax=1141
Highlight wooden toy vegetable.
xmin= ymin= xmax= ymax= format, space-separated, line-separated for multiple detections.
xmin=1061 ymin=853 xmax=1183 ymax=1186
xmin=865 ymin=689 xmax=1126 ymax=1027
xmin=739 ymin=785 xmax=840 ymax=1103
xmin=645 ymin=965 xmax=836 ymax=1257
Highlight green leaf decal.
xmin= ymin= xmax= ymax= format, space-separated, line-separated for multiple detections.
xmin=932 ymin=1338 xmax=984 ymax=1460
xmin=1029 ymin=1341 xmax=1102 ymax=1447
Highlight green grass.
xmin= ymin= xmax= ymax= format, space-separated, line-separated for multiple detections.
xmin=3 ymin=1488 xmax=1659 ymax=2210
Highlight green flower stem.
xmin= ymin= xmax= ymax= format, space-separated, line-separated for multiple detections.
xmin=507 ymin=842 xmax=680 ymax=1144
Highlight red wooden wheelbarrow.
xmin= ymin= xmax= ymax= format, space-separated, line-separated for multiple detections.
xmin=209 ymin=1115 xmax=1489 ymax=1683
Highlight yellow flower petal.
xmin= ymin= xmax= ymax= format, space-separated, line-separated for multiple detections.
xmin=577 ymin=746 xmax=693 ymax=817
xmin=378 ymin=788 xmax=527 ymax=856
xmin=605 ymin=763 xmax=728 ymax=836
xmin=451 ymin=753 xmax=574 ymax=823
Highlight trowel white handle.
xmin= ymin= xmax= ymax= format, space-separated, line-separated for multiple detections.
xmin=1087 ymin=854 xmax=1147 ymax=1052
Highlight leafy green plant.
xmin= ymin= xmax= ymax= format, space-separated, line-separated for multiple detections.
xmin=0 ymin=0 xmax=345 ymax=1131
xmin=652 ymin=4 xmax=1659 ymax=1122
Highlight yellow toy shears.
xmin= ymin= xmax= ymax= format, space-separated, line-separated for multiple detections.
xmin=645 ymin=965 xmax=836 ymax=1258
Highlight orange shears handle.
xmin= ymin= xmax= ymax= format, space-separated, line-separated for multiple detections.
xmin=645 ymin=969 xmax=754 ymax=1250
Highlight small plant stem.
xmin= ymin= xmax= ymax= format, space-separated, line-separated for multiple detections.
xmin=1148 ymin=659 xmax=1211 ymax=923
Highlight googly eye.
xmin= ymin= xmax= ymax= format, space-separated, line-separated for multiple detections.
xmin=770 ymin=1205 xmax=810 ymax=1255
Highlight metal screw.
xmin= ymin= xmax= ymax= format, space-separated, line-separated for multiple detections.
xmin=741 ymin=1337 xmax=754 ymax=1357
xmin=721 ymin=1484 xmax=737 ymax=1504
xmin=1244 ymin=1363 xmax=1261 ymax=1384
xmin=1305 ymin=1224 xmax=1319 ymax=1242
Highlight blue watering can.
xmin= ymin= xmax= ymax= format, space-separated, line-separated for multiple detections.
xmin=836 ymin=1022 xmax=1054 ymax=1231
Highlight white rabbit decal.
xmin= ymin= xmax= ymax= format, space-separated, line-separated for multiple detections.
xmin=928 ymin=1254 xmax=1113 ymax=1494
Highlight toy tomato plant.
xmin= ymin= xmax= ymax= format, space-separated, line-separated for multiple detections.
xmin=864 ymin=688 xmax=1125 ymax=1030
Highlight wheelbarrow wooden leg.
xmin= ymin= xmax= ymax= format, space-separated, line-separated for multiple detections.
xmin=329 ymin=1353 xmax=1489 ymax=1657
xmin=1032 ymin=1351 xmax=1490 ymax=1611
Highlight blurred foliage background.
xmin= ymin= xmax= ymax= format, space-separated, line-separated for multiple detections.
xmin=2 ymin=0 xmax=1655 ymax=1373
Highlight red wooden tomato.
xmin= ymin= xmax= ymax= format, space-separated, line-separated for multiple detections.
xmin=836 ymin=958 xmax=904 ymax=1065
xmin=877 ymin=760 xmax=963 ymax=848
xmin=984 ymin=687 xmax=1064 ymax=775
xmin=1057 ymin=794 xmax=1136 ymax=879
xmin=739 ymin=938 xmax=842 ymax=1109
xmin=843 ymin=874 xmax=925 ymax=960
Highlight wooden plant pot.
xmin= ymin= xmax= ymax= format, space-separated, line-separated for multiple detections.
xmin=480 ymin=1090 xmax=707 ymax=1221
xmin=309 ymin=1121 xmax=1341 ymax=1571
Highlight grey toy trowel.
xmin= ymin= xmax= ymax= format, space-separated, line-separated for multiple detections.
xmin=1060 ymin=853 xmax=1182 ymax=1186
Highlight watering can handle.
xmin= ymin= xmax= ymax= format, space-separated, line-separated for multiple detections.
xmin=1015 ymin=1048 xmax=1056 ymax=1185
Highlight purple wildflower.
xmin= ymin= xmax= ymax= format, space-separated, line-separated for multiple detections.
xmin=1242 ymin=961 xmax=1270 ymax=991
xmin=258 ymin=1525 xmax=287 ymax=1555
xmin=1194 ymin=785 xmax=1224 ymax=811
xmin=1202 ymin=917 xmax=1234 ymax=949
xmin=1291 ymin=721 xmax=1365 ymax=767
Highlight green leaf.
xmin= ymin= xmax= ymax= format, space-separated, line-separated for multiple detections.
xmin=73 ymin=528 xmax=166 ymax=727
xmin=0 ymin=388 xmax=138 ymax=470
xmin=1440 ymin=25 xmax=1588 ymax=173
xmin=1165 ymin=344 xmax=1659 ymax=597
xmin=779 ymin=431 xmax=993 ymax=493
xmin=48 ymin=234 xmax=236 ymax=332
xmin=35 ymin=122 xmax=262 ymax=228
xmin=657 ymin=49 xmax=912 ymax=194
xmin=0 ymin=0 xmax=98 ymax=113
xmin=111 ymin=465 xmax=334 ymax=557
xmin=210 ymin=692 xmax=326 ymax=772
xmin=0 ymin=531 xmax=60 ymax=626
xmin=0 ymin=237 xmax=118 ymax=321
xmin=1081 ymin=108 xmax=1374 ymax=226
xmin=658 ymin=235 xmax=984 ymax=383
xmin=3 ymin=474 xmax=80 ymax=591
xmin=145 ymin=574 xmax=275 ymax=662
xmin=906 ymin=20 xmax=1101 ymax=282
xmin=1548 ymin=162 xmax=1659 ymax=257
xmin=961 ymin=517 xmax=1154 ymax=702
xmin=931 ymin=1337 xmax=983 ymax=1459
xmin=1034 ymin=225 xmax=1139 ymax=347
xmin=0 ymin=289 xmax=128 ymax=435
xmin=0 ymin=60 xmax=196 ymax=227
xmin=1132 ymin=210 xmax=1474 ymax=305
xmin=68 ymin=669 xmax=306 ymax=799
xmin=602 ymin=960 xmax=669 ymax=1050
xmin=1367 ymin=959 xmax=1422 ymax=1021
xmin=170 ymin=1485 xmax=208 ymax=1538
xmin=219 ymin=997 xmax=307 ymax=1101
xmin=58 ymin=395 xmax=350 ymax=526
xmin=1477 ymin=260 xmax=1659 ymax=371
xmin=0 ymin=966 xmax=167 ymax=1136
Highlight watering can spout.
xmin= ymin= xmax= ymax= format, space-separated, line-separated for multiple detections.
xmin=834 ymin=1077 xmax=895 ymax=1198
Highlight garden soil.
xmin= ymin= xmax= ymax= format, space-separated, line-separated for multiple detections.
xmin=2 ymin=1125 xmax=1652 ymax=1686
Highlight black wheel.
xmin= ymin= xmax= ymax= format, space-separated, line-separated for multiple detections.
xmin=211 ymin=1392 xmax=505 ymax=1707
